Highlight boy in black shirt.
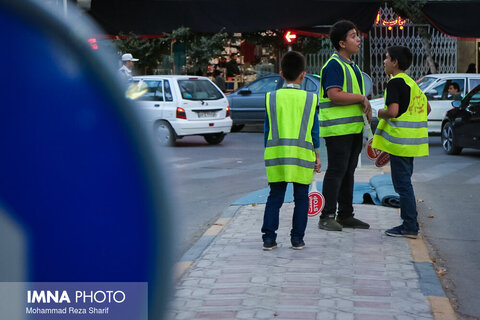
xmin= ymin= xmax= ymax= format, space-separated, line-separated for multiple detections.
xmin=372 ymin=46 xmax=431 ymax=238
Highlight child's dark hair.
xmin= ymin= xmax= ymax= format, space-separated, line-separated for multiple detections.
xmin=387 ymin=46 xmax=413 ymax=71
xmin=281 ymin=51 xmax=306 ymax=81
xmin=449 ymin=82 xmax=460 ymax=91
xmin=330 ymin=20 xmax=357 ymax=50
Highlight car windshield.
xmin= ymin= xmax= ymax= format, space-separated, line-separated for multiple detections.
xmin=467 ymin=85 xmax=480 ymax=105
xmin=416 ymin=76 xmax=437 ymax=92
xmin=178 ymin=79 xmax=223 ymax=100
xmin=128 ymin=80 xmax=163 ymax=101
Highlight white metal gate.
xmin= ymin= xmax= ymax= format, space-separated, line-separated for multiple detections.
xmin=369 ymin=3 xmax=457 ymax=95
xmin=306 ymin=38 xmax=365 ymax=75
xmin=306 ymin=3 xmax=457 ymax=96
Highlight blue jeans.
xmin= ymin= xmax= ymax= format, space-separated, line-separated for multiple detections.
xmin=390 ymin=155 xmax=419 ymax=232
xmin=261 ymin=182 xmax=309 ymax=243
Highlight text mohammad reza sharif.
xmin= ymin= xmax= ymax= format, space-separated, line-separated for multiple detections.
xmin=26 ymin=290 xmax=126 ymax=315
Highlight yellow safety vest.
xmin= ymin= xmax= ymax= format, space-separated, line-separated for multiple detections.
xmin=264 ymin=89 xmax=318 ymax=184
xmin=372 ymin=73 xmax=429 ymax=157
xmin=319 ymin=53 xmax=365 ymax=137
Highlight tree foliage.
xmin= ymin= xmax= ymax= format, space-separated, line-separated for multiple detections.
xmin=184 ymin=30 xmax=229 ymax=75
xmin=113 ymin=33 xmax=169 ymax=74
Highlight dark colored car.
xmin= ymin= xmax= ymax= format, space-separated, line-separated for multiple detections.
xmin=227 ymin=74 xmax=321 ymax=131
xmin=441 ymin=84 xmax=480 ymax=154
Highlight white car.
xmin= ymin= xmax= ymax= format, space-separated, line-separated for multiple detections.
xmin=129 ymin=75 xmax=232 ymax=145
xmin=370 ymin=73 xmax=480 ymax=134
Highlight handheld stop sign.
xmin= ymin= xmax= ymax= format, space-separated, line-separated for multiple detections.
xmin=308 ymin=175 xmax=324 ymax=217
xmin=375 ymin=150 xmax=391 ymax=167
xmin=363 ymin=113 xmax=383 ymax=161
xmin=362 ymin=72 xmax=390 ymax=167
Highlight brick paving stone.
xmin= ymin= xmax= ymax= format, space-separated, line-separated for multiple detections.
xmin=354 ymin=288 xmax=391 ymax=297
xmin=336 ymin=298 xmax=355 ymax=309
xmin=355 ymin=314 xmax=395 ymax=320
xmin=235 ymin=310 xmax=256 ymax=319
xmin=210 ymin=287 xmax=247 ymax=295
xmin=170 ymin=176 xmax=439 ymax=320
xmin=353 ymin=301 xmax=391 ymax=309
xmin=315 ymin=311 xmax=335 ymax=320
xmin=354 ymin=279 xmax=391 ymax=288
xmin=184 ymin=299 xmax=203 ymax=308
xmin=318 ymin=299 xmax=336 ymax=308
xmin=274 ymin=311 xmax=317 ymax=319
xmin=203 ymin=299 xmax=243 ymax=306
xmin=281 ymin=287 xmax=319 ymax=295
xmin=336 ymin=312 xmax=355 ymax=320
xmin=168 ymin=311 xmax=196 ymax=320
xmin=255 ymin=310 xmax=277 ymax=319
xmin=278 ymin=297 xmax=319 ymax=306
xmin=195 ymin=311 xmax=237 ymax=319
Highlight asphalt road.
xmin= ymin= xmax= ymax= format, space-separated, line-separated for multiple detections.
xmin=161 ymin=128 xmax=480 ymax=319
xmin=414 ymin=136 xmax=480 ymax=320
xmin=163 ymin=125 xmax=268 ymax=261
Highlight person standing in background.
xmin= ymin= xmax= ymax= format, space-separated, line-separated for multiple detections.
xmin=213 ymin=69 xmax=226 ymax=92
xmin=118 ymin=53 xmax=139 ymax=81
xmin=226 ymin=53 xmax=241 ymax=78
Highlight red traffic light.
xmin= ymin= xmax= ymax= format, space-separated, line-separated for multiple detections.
xmin=284 ymin=31 xmax=297 ymax=43
xmin=88 ymin=38 xmax=98 ymax=50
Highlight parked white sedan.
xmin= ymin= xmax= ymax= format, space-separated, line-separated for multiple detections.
xmin=370 ymin=73 xmax=480 ymax=134
xmin=128 ymin=75 xmax=232 ymax=145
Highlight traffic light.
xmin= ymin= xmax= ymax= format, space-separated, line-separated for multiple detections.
xmin=88 ymin=38 xmax=98 ymax=50
xmin=284 ymin=30 xmax=297 ymax=44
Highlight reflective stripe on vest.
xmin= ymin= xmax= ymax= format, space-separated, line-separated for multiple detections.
xmin=372 ymin=73 xmax=429 ymax=157
xmin=264 ymin=90 xmax=317 ymax=184
xmin=319 ymin=53 xmax=364 ymax=137
xmin=266 ymin=91 xmax=315 ymax=151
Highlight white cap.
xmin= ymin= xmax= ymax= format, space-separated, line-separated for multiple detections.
xmin=121 ymin=53 xmax=139 ymax=62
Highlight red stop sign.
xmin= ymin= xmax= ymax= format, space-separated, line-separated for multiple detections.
xmin=375 ymin=151 xmax=391 ymax=167
xmin=308 ymin=192 xmax=325 ymax=217
xmin=366 ymin=139 xmax=382 ymax=160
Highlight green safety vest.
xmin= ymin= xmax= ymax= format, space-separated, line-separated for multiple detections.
xmin=264 ymin=89 xmax=318 ymax=184
xmin=319 ymin=53 xmax=365 ymax=137
xmin=372 ymin=73 xmax=429 ymax=157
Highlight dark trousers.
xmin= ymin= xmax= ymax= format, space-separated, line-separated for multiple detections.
xmin=320 ymin=133 xmax=363 ymax=219
xmin=390 ymin=155 xmax=419 ymax=232
xmin=261 ymin=182 xmax=309 ymax=243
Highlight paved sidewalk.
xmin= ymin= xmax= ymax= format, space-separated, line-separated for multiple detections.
xmin=168 ymin=167 xmax=455 ymax=320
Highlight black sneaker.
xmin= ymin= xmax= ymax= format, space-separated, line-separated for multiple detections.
xmin=385 ymin=225 xmax=418 ymax=239
xmin=318 ymin=217 xmax=343 ymax=231
xmin=336 ymin=216 xmax=370 ymax=229
xmin=291 ymin=240 xmax=305 ymax=250
xmin=263 ymin=241 xmax=277 ymax=251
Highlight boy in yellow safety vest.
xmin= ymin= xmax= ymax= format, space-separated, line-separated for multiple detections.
xmin=317 ymin=20 xmax=372 ymax=231
xmin=262 ymin=51 xmax=321 ymax=250
xmin=372 ymin=46 xmax=431 ymax=238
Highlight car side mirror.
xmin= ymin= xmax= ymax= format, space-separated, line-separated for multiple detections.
xmin=451 ymin=100 xmax=461 ymax=108
xmin=362 ymin=72 xmax=373 ymax=97
xmin=239 ymin=89 xmax=252 ymax=95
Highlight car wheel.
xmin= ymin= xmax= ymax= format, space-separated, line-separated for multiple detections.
xmin=441 ymin=122 xmax=462 ymax=155
xmin=154 ymin=120 xmax=175 ymax=146
xmin=231 ymin=124 xmax=245 ymax=132
xmin=204 ymin=133 xmax=225 ymax=145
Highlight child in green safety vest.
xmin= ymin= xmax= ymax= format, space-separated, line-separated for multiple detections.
xmin=372 ymin=45 xmax=431 ymax=238
xmin=261 ymin=51 xmax=321 ymax=251
xmin=317 ymin=20 xmax=371 ymax=232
